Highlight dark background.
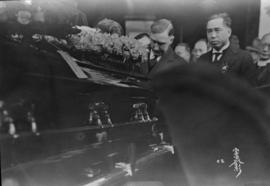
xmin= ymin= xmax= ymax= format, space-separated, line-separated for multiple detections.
xmin=76 ymin=0 xmax=260 ymax=49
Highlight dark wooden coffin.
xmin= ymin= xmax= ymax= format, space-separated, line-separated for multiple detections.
xmin=0 ymin=38 xmax=178 ymax=186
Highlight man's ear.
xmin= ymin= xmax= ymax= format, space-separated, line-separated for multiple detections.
xmin=227 ymin=28 xmax=232 ymax=37
xmin=169 ymin=36 xmax=174 ymax=44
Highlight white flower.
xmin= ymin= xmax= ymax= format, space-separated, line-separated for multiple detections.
xmin=51 ymin=25 xmax=148 ymax=63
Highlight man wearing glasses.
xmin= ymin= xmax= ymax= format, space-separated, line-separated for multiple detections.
xmin=147 ymin=19 xmax=186 ymax=78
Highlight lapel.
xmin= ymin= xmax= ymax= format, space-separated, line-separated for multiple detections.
xmin=218 ymin=44 xmax=238 ymax=66
xmin=160 ymin=47 xmax=174 ymax=63
xmin=257 ymin=64 xmax=270 ymax=81
xmin=150 ymin=47 xmax=174 ymax=73
xmin=201 ymin=51 xmax=212 ymax=64
xmin=214 ymin=44 xmax=240 ymax=73
xmin=207 ymin=51 xmax=212 ymax=63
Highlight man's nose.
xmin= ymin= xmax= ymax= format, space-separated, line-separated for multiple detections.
xmin=263 ymin=44 xmax=269 ymax=52
xmin=210 ymin=31 xmax=217 ymax=39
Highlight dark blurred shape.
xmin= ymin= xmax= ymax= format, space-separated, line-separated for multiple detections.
xmin=151 ymin=63 xmax=270 ymax=186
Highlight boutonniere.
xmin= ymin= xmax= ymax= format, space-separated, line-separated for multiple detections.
xmin=221 ymin=65 xmax=228 ymax=73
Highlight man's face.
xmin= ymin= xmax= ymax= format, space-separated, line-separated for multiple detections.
xmin=137 ymin=36 xmax=155 ymax=60
xmin=137 ymin=36 xmax=151 ymax=48
xmin=175 ymin=45 xmax=190 ymax=62
xmin=150 ymin=30 xmax=173 ymax=56
xmin=193 ymin=41 xmax=208 ymax=58
xmin=206 ymin=18 xmax=231 ymax=50
xmin=260 ymin=35 xmax=270 ymax=60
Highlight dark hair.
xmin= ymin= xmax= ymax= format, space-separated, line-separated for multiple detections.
xmin=134 ymin=33 xmax=150 ymax=40
xmin=175 ymin=43 xmax=190 ymax=53
xmin=151 ymin=19 xmax=174 ymax=36
xmin=207 ymin=13 xmax=232 ymax=28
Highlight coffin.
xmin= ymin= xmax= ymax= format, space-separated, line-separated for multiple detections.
xmin=0 ymin=36 xmax=179 ymax=186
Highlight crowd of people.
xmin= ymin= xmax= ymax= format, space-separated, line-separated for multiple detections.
xmin=72 ymin=12 xmax=269 ymax=87
xmin=133 ymin=13 xmax=270 ymax=87
xmin=1 ymin=1 xmax=269 ymax=87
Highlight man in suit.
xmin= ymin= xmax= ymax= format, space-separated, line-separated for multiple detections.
xmin=198 ymin=13 xmax=256 ymax=86
xmin=145 ymin=19 xmax=186 ymax=78
xmin=256 ymin=33 xmax=270 ymax=86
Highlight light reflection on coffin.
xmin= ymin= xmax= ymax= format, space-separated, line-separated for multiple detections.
xmin=2 ymin=121 xmax=176 ymax=186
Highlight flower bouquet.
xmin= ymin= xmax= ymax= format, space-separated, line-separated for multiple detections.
xmin=67 ymin=26 xmax=149 ymax=72
xmin=31 ymin=25 xmax=149 ymax=73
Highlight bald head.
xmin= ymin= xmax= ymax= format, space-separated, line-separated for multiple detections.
xmin=260 ymin=33 xmax=270 ymax=60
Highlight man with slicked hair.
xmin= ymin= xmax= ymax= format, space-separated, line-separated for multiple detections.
xmin=146 ymin=19 xmax=186 ymax=78
xmin=198 ymin=13 xmax=256 ymax=86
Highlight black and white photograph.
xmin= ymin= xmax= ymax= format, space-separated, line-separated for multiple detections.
xmin=1 ymin=0 xmax=270 ymax=185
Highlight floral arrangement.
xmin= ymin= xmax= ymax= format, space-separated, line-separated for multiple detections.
xmin=31 ymin=25 xmax=149 ymax=64
xmin=68 ymin=26 xmax=149 ymax=63
xmin=32 ymin=34 xmax=68 ymax=46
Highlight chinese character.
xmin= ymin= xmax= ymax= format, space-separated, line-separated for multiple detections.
xmin=229 ymin=147 xmax=244 ymax=178
xmin=216 ymin=158 xmax=225 ymax=164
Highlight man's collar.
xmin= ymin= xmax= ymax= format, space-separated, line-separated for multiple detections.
xmin=257 ymin=58 xmax=270 ymax=67
xmin=212 ymin=41 xmax=230 ymax=53
xmin=163 ymin=47 xmax=174 ymax=59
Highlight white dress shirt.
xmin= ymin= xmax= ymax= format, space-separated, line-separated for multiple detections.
xmin=212 ymin=41 xmax=230 ymax=62
xmin=257 ymin=58 xmax=270 ymax=67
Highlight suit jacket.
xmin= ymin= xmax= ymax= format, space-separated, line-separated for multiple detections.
xmin=140 ymin=47 xmax=186 ymax=78
xmin=257 ymin=64 xmax=270 ymax=86
xmin=198 ymin=44 xmax=257 ymax=86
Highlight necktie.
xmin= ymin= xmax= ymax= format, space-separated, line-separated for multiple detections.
xmin=212 ymin=52 xmax=222 ymax=63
